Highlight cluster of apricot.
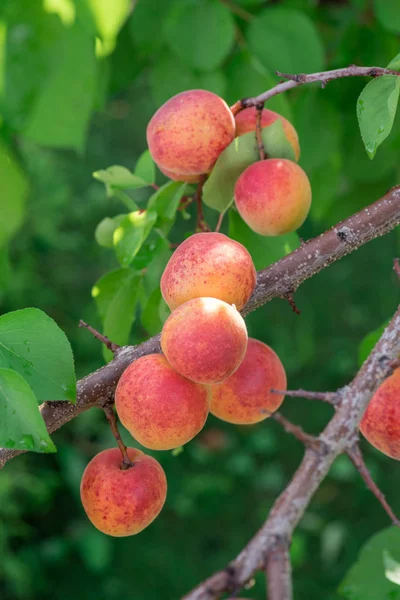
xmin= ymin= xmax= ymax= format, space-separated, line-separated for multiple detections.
xmin=80 ymin=232 xmax=287 ymax=537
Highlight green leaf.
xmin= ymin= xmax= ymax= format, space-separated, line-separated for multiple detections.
xmin=374 ymin=0 xmax=400 ymax=34
xmin=339 ymin=527 xmax=400 ymax=599
xmin=130 ymin=0 xmax=173 ymax=52
xmin=388 ymin=53 xmax=400 ymax=70
xmin=0 ymin=309 xmax=76 ymax=403
xmin=0 ymin=368 xmax=56 ymax=453
xmin=113 ymin=210 xmax=157 ymax=267
xmin=134 ymin=150 xmax=156 ymax=186
xmin=358 ymin=322 xmax=388 ymax=366
xmin=248 ymin=8 xmax=325 ymax=74
xmin=92 ymin=268 xmax=143 ymax=361
xmin=357 ymin=75 xmax=400 ymax=158
xmin=149 ymin=53 xmax=198 ymax=107
xmin=141 ymin=288 xmax=170 ymax=336
xmin=93 ymin=165 xmax=148 ymax=189
xmin=24 ymin=21 xmax=97 ymax=152
xmin=229 ymin=210 xmax=299 ymax=270
xmin=164 ymin=0 xmax=235 ymax=71
xmin=203 ymin=120 xmax=295 ymax=213
xmin=0 ymin=139 xmax=29 ymax=246
xmin=148 ymin=181 xmax=187 ymax=221
xmin=87 ymin=0 xmax=131 ymax=55
xmin=95 ymin=215 xmax=125 ymax=248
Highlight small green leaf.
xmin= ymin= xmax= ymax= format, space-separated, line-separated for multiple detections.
xmin=164 ymin=0 xmax=235 ymax=71
xmin=373 ymin=0 xmax=400 ymax=34
xmin=92 ymin=269 xmax=143 ymax=362
xmin=339 ymin=527 xmax=400 ymax=599
xmin=387 ymin=53 xmax=400 ymax=70
xmin=141 ymin=287 xmax=169 ymax=336
xmin=95 ymin=215 xmax=125 ymax=248
xmin=0 ymin=368 xmax=56 ymax=453
xmin=148 ymin=181 xmax=187 ymax=221
xmin=113 ymin=210 xmax=157 ymax=267
xmin=0 ymin=140 xmax=29 ymax=247
xmin=93 ymin=165 xmax=148 ymax=189
xmin=248 ymin=8 xmax=324 ymax=74
xmin=24 ymin=22 xmax=96 ymax=152
xmin=357 ymin=75 xmax=400 ymax=159
xmin=87 ymin=0 xmax=131 ymax=55
xmin=134 ymin=150 xmax=156 ymax=186
xmin=229 ymin=210 xmax=299 ymax=270
xmin=203 ymin=120 xmax=295 ymax=213
xmin=0 ymin=309 xmax=76 ymax=403
xmin=358 ymin=322 xmax=388 ymax=366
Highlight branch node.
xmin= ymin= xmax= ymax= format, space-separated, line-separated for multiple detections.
xmin=79 ymin=320 xmax=120 ymax=354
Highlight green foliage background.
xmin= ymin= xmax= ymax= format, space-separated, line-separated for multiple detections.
xmin=0 ymin=0 xmax=400 ymax=598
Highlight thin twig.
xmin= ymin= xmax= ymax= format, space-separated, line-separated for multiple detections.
xmin=195 ymin=175 xmax=209 ymax=232
xmin=269 ymin=412 xmax=321 ymax=451
xmin=285 ymin=293 xmax=301 ymax=315
xmin=266 ymin=538 xmax=293 ymax=600
xmin=79 ymin=320 xmax=120 ymax=353
xmin=238 ymin=66 xmax=400 ymax=111
xmin=271 ymin=388 xmax=338 ymax=405
xmin=394 ymin=258 xmax=400 ymax=279
xmin=219 ymin=0 xmax=253 ymax=21
xmin=215 ymin=212 xmax=225 ymax=233
xmin=347 ymin=444 xmax=400 ymax=525
xmin=255 ymin=102 xmax=266 ymax=160
xmin=103 ymin=405 xmax=133 ymax=470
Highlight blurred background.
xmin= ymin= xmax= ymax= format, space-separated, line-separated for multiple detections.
xmin=1 ymin=0 xmax=400 ymax=598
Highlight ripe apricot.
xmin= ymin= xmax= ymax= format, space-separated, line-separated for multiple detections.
xmin=360 ymin=369 xmax=400 ymax=459
xmin=161 ymin=232 xmax=256 ymax=311
xmin=159 ymin=165 xmax=200 ymax=183
xmin=115 ymin=354 xmax=209 ymax=450
xmin=146 ymin=90 xmax=235 ymax=177
xmin=80 ymin=447 xmax=167 ymax=537
xmin=235 ymin=107 xmax=300 ymax=160
xmin=210 ymin=338 xmax=286 ymax=424
xmin=161 ymin=297 xmax=248 ymax=384
xmin=234 ymin=159 xmax=311 ymax=236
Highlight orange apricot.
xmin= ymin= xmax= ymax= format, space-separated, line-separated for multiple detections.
xmin=161 ymin=232 xmax=256 ymax=311
xmin=159 ymin=165 xmax=201 ymax=183
xmin=115 ymin=354 xmax=209 ymax=450
xmin=234 ymin=159 xmax=311 ymax=236
xmin=80 ymin=447 xmax=167 ymax=537
xmin=235 ymin=107 xmax=300 ymax=160
xmin=210 ymin=338 xmax=286 ymax=424
xmin=146 ymin=90 xmax=235 ymax=177
xmin=161 ymin=297 xmax=248 ymax=384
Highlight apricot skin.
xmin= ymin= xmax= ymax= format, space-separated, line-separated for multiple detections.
xmin=161 ymin=232 xmax=256 ymax=311
xmin=234 ymin=159 xmax=312 ymax=236
xmin=161 ymin=297 xmax=248 ymax=384
xmin=80 ymin=448 xmax=167 ymax=537
xmin=146 ymin=90 xmax=235 ymax=177
xmin=360 ymin=369 xmax=400 ymax=459
xmin=210 ymin=338 xmax=286 ymax=424
xmin=115 ymin=354 xmax=209 ymax=450
xmin=159 ymin=165 xmax=200 ymax=184
xmin=235 ymin=107 xmax=300 ymax=161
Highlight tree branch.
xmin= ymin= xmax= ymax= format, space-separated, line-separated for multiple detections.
xmin=0 ymin=188 xmax=399 ymax=471
xmin=266 ymin=537 xmax=293 ymax=600
xmin=182 ymin=305 xmax=400 ymax=599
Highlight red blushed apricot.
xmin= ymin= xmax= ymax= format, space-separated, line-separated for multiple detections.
xmin=235 ymin=107 xmax=300 ymax=161
xmin=80 ymin=448 xmax=167 ymax=537
xmin=159 ymin=165 xmax=200 ymax=183
xmin=234 ymin=159 xmax=312 ymax=236
xmin=115 ymin=354 xmax=209 ymax=450
xmin=210 ymin=338 xmax=286 ymax=425
xmin=161 ymin=297 xmax=248 ymax=384
xmin=146 ymin=90 xmax=235 ymax=176
xmin=161 ymin=232 xmax=256 ymax=311
xmin=360 ymin=369 xmax=400 ymax=459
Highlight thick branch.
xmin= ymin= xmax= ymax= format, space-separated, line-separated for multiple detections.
xmin=266 ymin=538 xmax=293 ymax=600
xmin=0 ymin=188 xmax=399 ymax=470
xmin=182 ymin=305 xmax=400 ymax=599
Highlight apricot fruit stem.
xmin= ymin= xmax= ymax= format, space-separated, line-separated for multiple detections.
xmin=255 ymin=102 xmax=266 ymax=161
xmin=347 ymin=444 xmax=400 ymax=526
xmin=215 ymin=212 xmax=225 ymax=233
xmin=79 ymin=320 xmax=120 ymax=354
xmin=103 ymin=405 xmax=133 ymax=470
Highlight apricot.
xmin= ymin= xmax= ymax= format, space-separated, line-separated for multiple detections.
xmin=210 ymin=338 xmax=286 ymax=424
xmin=360 ymin=369 xmax=400 ymax=459
xmin=80 ymin=447 xmax=166 ymax=537
xmin=115 ymin=354 xmax=209 ymax=450
xmin=235 ymin=107 xmax=300 ymax=160
xmin=161 ymin=297 xmax=248 ymax=384
xmin=159 ymin=165 xmax=200 ymax=183
xmin=161 ymin=232 xmax=256 ymax=311
xmin=146 ymin=90 xmax=235 ymax=177
xmin=234 ymin=159 xmax=312 ymax=236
